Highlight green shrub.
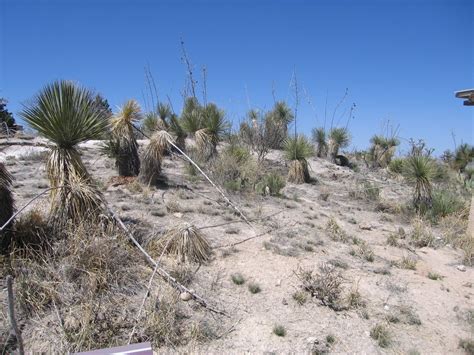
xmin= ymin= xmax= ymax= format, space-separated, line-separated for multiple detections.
xmin=429 ymin=190 xmax=465 ymax=222
xmin=273 ymin=324 xmax=286 ymax=337
xmin=388 ymin=158 xmax=404 ymax=174
xmin=256 ymin=172 xmax=286 ymax=196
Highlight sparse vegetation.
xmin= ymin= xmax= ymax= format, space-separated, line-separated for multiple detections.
xmin=231 ymin=273 xmax=245 ymax=285
xmin=248 ymin=282 xmax=262 ymax=294
xmin=273 ymin=324 xmax=286 ymax=337
xmin=295 ymin=263 xmax=344 ymax=310
xmin=284 ymin=135 xmax=314 ymax=183
xmin=370 ymin=324 xmax=391 ymax=348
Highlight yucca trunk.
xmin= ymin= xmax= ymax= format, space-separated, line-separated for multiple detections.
xmin=139 ymin=130 xmax=171 ymax=185
xmin=0 ymin=163 xmax=14 ymax=252
xmin=414 ymin=179 xmax=432 ymax=212
xmin=288 ymin=159 xmax=310 ymax=184
xmin=116 ymin=138 xmax=140 ymax=176
xmin=316 ymin=143 xmax=328 ymax=158
xmin=47 ymin=148 xmax=104 ymax=227
xmin=328 ymin=139 xmax=339 ymax=162
xmin=372 ymin=145 xmax=396 ymax=168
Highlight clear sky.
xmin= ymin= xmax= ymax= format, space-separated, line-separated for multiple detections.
xmin=1 ymin=0 xmax=473 ymax=155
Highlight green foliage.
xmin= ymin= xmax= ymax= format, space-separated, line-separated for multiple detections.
xmin=312 ymin=127 xmax=328 ymax=158
xmin=0 ymin=98 xmax=16 ymax=128
xmin=210 ymin=144 xmax=257 ymax=192
xmin=283 ymin=135 xmax=314 ymax=161
xmin=142 ymin=112 xmax=161 ymax=135
xmin=454 ymin=143 xmax=474 ymax=172
xmin=328 ymin=127 xmax=351 ymax=159
xmin=403 ymin=155 xmax=436 ymax=211
xmin=388 ymin=158 xmax=404 ymax=174
xmin=264 ymin=101 xmax=294 ymax=149
xmin=273 ymin=325 xmax=286 ymax=337
xmin=428 ymin=189 xmax=465 ymax=222
xmin=231 ymin=273 xmax=245 ymax=285
xmin=110 ymin=99 xmax=142 ymax=176
xmin=368 ymin=134 xmax=400 ymax=168
xmin=370 ymin=324 xmax=391 ymax=348
xmin=256 ymin=172 xmax=286 ymax=196
xmin=21 ymin=81 xmax=108 ymax=148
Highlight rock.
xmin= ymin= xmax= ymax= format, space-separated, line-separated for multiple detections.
xmin=457 ymin=265 xmax=467 ymax=272
xmin=173 ymin=212 xmax=183 ymax=218
xmin=282 ymin=298 xmax=288 ymax=305
xmin=180 ymin=292 xmax=192 ymax=301
xmin=276 ymin=279 xmax=282 ymax=286
xmin=359 ymin=223 xmax=374 ymax=231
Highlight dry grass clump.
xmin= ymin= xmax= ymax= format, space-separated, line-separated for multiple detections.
xmin=2 ymin=220 xmax=215 ymax=353
xmin=370 ymin=323 xmax=392 ymax=348
xmin=439 ymin=208 xmax=473 ymax=265
xmin=409 ymin=217 xmax=434 ymax=248
xmin=348 ymin=180 xmax=380 ymax=202
xmin=10 ymin=209 xmax=52 ymax=252
xmin=294 ymin=263 xmax=344 ymax=310
xmin=152 ymin=223 xmax=212 ymax=263
xmin=326 ymin=218 xmax=349 ymax=243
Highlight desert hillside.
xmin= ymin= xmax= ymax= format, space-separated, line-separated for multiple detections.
xmin=1 ymin=135 xmax=472 ymax=354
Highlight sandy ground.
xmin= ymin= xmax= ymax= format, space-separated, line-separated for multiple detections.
xmin=1 ymin=137 xmax=473 ymax=354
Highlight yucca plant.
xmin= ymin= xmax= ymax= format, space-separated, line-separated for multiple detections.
xmin=168 ymin=113 xmax=187 ymax=151
xmin=142 ymin=112 xmax=161 ymax=136
xmin=328 ymin=127 xmax=350 ymax=161
xmin=403 ymin=155 xmax=436 ymax=212
xmin=0 ymin=162 xmax=14 ymax=251
xmin=200 ymin=103 xmax=230 ymax=155
xmin=312 ymin=127 xmax=328 ymax=158
xmin=139 ymin=130 xmax=173 ymax=185
xmin=284 ymin=135 xmax=314 ymax=183
xmin=110 ymin=99 xmax=142 ymax=176
xmin=454 ymin=143 xmax=474 ymax=172
xmin=20 ymin=80 xmax=107 ymax=226
xmin=155 ymin=223 xmax=212 ymax=263
xmin=265 ymin=101 xmax=294 ymax=149
xmin=181 ymin=97 xmax=204 ymax=134
xmin=157 ymin=102 xmax=172 ymax=125
xmin=369 ymin=135 xmax=400 ymax=168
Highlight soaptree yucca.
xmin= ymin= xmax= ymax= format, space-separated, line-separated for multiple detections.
xmin=312 ymin=127 xmax=328 ymax=158
xmin=284 ymin=135 xmax=314 ymax=183
xmin=403 ymin=155 xmax=436 ymax=212
xmin=20 ymin=80 xmax=107 ymax=226
xmin=328 ymin=127 xmax=350 ymax=161
xmin=110 ymin=99 xmax=142 ymax=176
xmin=369 ymin=135 xmax=400 ymax=168
xmin=139 ymin=130 xmax=173 ymax=185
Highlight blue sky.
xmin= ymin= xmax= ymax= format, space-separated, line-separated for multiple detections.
xmin=1 ymin=0 xmax=472 ymax=154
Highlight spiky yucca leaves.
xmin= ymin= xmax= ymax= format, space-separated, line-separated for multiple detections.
xmin=139 ymin=130 xmax=174 ymax=185
xmin=312 ymin=127 xmax=328 ymax=158
xmin=110 ymin=99 xmax=142 ymax=176
xmin=20 ymin=81 xmax=107 ymax=226
xmin=168 ymin=114 xmax=187 ymax=151
xmin=156 ymin=223 xmax=212 ymax=263
xmin=403 ymin=155 xmax=436 ymax=212
xmin=0 ymin=163 xmax=14 ymax=251
xmin=328 ymin=127 xmax=350 ymax=161
xmin=181 ymin=97 xmax=204 ymax=135
xmin=265 ymin=101 xmax=294 ymax=149
xmin=202 ymin=103 xmax=229 ymax=149
xmin=142 ymin=112 xmax=162 ymax=136
xmin=157 ymin=102 xmax=172 ymax=124
xmin=284 ymin=135 xmax=314 ymax=183
xmin=454 ymin=143 xmax=474 ymax=172
xmin=369 ymin=135 xmax=400 ymax=168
